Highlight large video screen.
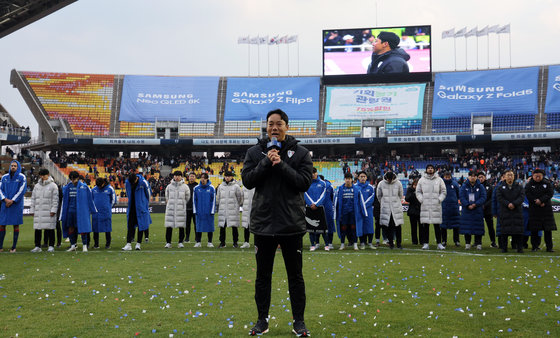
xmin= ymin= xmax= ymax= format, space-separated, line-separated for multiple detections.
xmin=322 ymin=25 xmax=431 ymax=84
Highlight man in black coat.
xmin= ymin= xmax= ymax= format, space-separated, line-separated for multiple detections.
xmin=242 ymin=109 xmax=313 ymax=337
xmin=478 ymin=172 xmax=497 ymax=248
xmin=525 ymin=169 xmax=557 ymax=252
xmin=495 ymin=169 xmax=525 ymax=253
xmin=367 ymin=31 xmax=410 ymax=74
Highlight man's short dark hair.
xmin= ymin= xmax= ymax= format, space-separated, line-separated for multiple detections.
xmin=344 ymin=173 xmax=353 ymax=179
xmin=173 ymin=170 xmax=183 ymax=176
xmin=266 ymin=109 xmax=289 ymax=125
xmin=312 ymin=167 xmax=318 ymax=173
xmin=533 ymin=168 xmax=545 ymax=175
xmin=357 ymin=171 xmax=368 ymax=177
xmin=128 ymin=172 xmax=138 ymax=182
xmin=188 ymin=172 xmax=196 ymax=177
xmin=224 ymin=171 xmax=234 ymax=177
xmin=468 ymin=170 xmax=477 ymax=177
xmin=477 ymin=171 xmax=486 ymax=177
xmin=69 ymin=171 xmax=79 ymax=180
xmin=200 ymin=172 xmax=209 ymax=179
xmin=38 ymin=168 xmax=49 ymax=176
xmin=377 ymin=31 xmax=400 ymax=49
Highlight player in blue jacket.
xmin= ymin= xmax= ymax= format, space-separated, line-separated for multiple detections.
xmin=60 ymin=171 xmax=98 ymax=252
xmin=122 ymin=172 xmax=152 ymax=251
xmin=0 ymin=160 xmax=27 ymax=252
xmin=334 ymin=172 xmax=360 ymax=250
xmin=304 ymin=168 xmax=328 ymax=251
xmin=355 ymin=171 xmax=375 ymax=249
xmin=319 ymin=175 xmax=336 ymax=250
xmin=459 ymin=171 xmax=487 ymax=250
xmin=92 ymin=177 xmax=116 ymax=249
xmin=193 ymin=173 xmax=215 ymax=248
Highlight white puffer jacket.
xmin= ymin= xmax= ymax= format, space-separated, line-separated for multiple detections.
xmin=216 ymin=179 xmax=243 ymax=228
xmin=164 ymin=179 xmax=191 ymax=228
xmin=415 ymin=172 xmax=446 ymax=224
xmin=376 ymin=175 xmax=404 ymax=226
xmin=30 ymin=176 xmax=59 ymax=230
xmin=241 ymin=186 xmax=255 ymax=229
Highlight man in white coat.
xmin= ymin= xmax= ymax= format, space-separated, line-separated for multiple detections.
xmin=164 ymin=171 xmax=191 ymax=248
xmin=415 ymin=164 xmax=447 ymax=250
xmin=240 ymin=185 xmax=255 ymax=248
xmin=30 ymin=169 xmax=59 ymax=253
xmin=216 ymin=171 xmax=244 ymax=248
xmin=376 ymin=171 xmax=404 ymax=249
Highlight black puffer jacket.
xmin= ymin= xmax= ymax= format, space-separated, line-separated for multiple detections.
xmin=241 ymin=135 xmax=313 ymax=236
xmin=481 ymin=181 xmax=493 ymax=217
xmin=367 ymin=47 xmax=410 ymax=74
xmin=495 ymin=181 xmax=525 ymax=235
xmin=525 ymin=178 xmax=557 ymax=231
xmin=405 ymin=186 xmax=421 ymax=217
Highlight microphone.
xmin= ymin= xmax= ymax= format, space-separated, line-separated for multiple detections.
xmin=267 ymin=136 xmax=282 ymax=151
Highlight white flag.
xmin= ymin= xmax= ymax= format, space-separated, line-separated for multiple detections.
xmin=455 ymin=27 xmax=467 ymax=37
xmin=258 ymin=35 xmax=268 ymax=45
xmin=477 ymin=25 xmax=488 ymax=37
xmin=465 ymin=26 xmax=477 ymax=38
xmin=287 ymin=35 xmax=298 ymax=43
xmin=278 ymin=35 xmax=288 ymax=44
xmin=498 ymin=24 xmax=510 ymax=34
xmin=238 ymin=36 xmax=249 ymax=44
xmin=488 ymin=24 xmax=500 ymax=33
xmin=249 ymin=36 xmax=259 ymax=44
xmin=441 ymin=28 xmax=455 ymax=39
xmin=268 ymin=35 xmax=279 ymax=45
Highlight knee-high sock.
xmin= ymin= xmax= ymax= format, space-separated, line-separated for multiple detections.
xmin=12 ymin=226 xmax=20 ymax=249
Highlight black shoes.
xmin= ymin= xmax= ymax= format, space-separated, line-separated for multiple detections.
xmin=292 ymin=321 xmax=310 ymax=337
xmin=249 ymin=319 xmax=269 ymax=336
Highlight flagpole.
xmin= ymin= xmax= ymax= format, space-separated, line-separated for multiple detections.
xmin=277 ymin=42 xmax=280 ymax=76
xmin=498 ymin=33 xmax=501 ymax=69
xmin=487 ymin=33 xmax=490 ymax=69
xmin=476 ymin=34 xmax=479 ymax=70
xmin=465 ymin=35 xmax=468 ymax=71
xmin=267 ymin=40 xmax=270 ymax=76
xmin=287 ymin=40 xmax=290 ymax=76
xmin=257 ymin=36 xmax=261 ymax=77
xmin=453 ymin=36 xmax=457 ymax=71
xmin=508 ymin=27 xmax=512 ymax=67
xmin=297 ymin=38 xmax=300 ymax=76
xmin=248 ymin=39 xmax=250 ymax=76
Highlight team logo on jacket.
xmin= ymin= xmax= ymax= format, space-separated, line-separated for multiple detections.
xmin=288 ymin=150 xmax=295 ymax=158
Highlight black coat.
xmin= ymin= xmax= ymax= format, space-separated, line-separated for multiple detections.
xmin=525 ymin=178 xmax=557 ymax=231
xmin=373 ymin=191 xmax=381 ymax=220
xmin=495 ymin=182 xmax=525 ymax=235
xmin=405 ymin=186 xmax=421 ymax=217
xmin=241 ymin=135 xmax=313 ymax=236
xmin=481 ymin=181 xmax=493 ymax=217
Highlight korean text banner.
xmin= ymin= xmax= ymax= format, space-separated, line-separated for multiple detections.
xmin=119 ymin=75 xmax=220 ymax=123
xmin=545 ymin=65 xmax=560 ymax=114
xmin=324 ymin=84 xmax=426 ymax=121
xmin=433 ymin=67 xmax=539 ymax=118
xmin=224 ymin=77 xmax=320 ymax=120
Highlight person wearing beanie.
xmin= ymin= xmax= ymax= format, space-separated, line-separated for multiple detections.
xmin=416 ymin=164 xmax=446 ymax=250
xmin=377 ymin=171 xmax=404 ymax=249
xmin=525 ymin=168 xmax=556 ymax=252
xmin=367 ymin=31 xmax=410 ymax=74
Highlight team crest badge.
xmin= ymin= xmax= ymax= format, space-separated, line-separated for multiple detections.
xmin=288 ymin=150 xmax=295 ymax=158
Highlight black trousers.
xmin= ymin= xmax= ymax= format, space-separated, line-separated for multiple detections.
xmin=499 ymin=234 xmax=524 ymax=252
xmin=36 ymin=229 xmax=55 ymax=247
xmin=254 ymin=234 xmax=306 ymax=322
xmin=219 ymin=223 xmax=239 ymax=245
xmin=385 ymin=216 xmax=402 ymax=248
xmin=244 ymin=228 xmax=250 ymax=243
xmin=441 ymin=228 xmax=459 ymax=244
xmin=409 ymin=215 xmax=420 ymax=244
xmin=126 ymin=223 xmax=146 ymax=243
xmin=166 ymin=227 xmax=185 ymax=243
xmin=339 ymin=224 xmax=357 ymax=244
xmin=186 ymin=209 xmax=195 ymax=242
xmin=195 ymin=232 xmax=214 ymax=243
xmin=93 ymin=232 xmax=112 ymax=247
xmin=484 ymin=214 xmax=496 ymax=244
xmin=420 ymin=223 xmax=441 ymax=244
xmin=464 ymin=234 xmax=482 ymax=246
xmin=531 ymin=230 xmax=553 ymax=250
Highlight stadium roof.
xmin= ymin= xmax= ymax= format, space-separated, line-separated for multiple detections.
xmin=0 ymin=0 xmax=76 ymax=39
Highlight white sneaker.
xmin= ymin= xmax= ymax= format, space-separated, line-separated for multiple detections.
xmin=47 ymin=246 xmax=55 ymax=253
xmin=368 ymin=243 xmax=376 ymax=250
xmin=145 ymin=238 xmax=149 ymax=243
xmin=135 ymin=243 xmax=141 ymax=250
xmin=476 ymin=244 xmax=482 ymax=250
xmin=422 ymin=244 xmax=429 ymax=250
xmin=64 ymin=238 xmax=70 ymax=242
xmin=360 ymin=243 xmax=366 ymax=250
xmin=353 ymin=243 xmax=359 ymax=251
xmin=465 ymin=244 xmax=471 ymax=250
xmin=122 ymin=243 xmax=132 ymax=251
xmin=164 ymin=243 xmax=172 ymax=249
xmin=207 ymin=242 xmax=214 ymax=248
xmin=324 ymin=245 xmax=330 ymax=251
xmin=328 ymin=244 xmax=334 ymax=250
xmin=83 ymin=245 xmax=88 ymax=252
xmin=339 ymin=243 xmax=345 ymax=250
xmin=66 ymin=245 xmax=76 ymax=252
xmin=437 ymin=243 xmax=445 ymax=250
xmin=383 ymin=239 xmax=389 ymax=245
xmin=30 ymin=247 xmax=42 ymax=253
xmin=177 ymin=243 xmax=184 ymax=248
xmin=194 ymin=242 xmax=201 ymax=248
xmin=240 ymin=242 xmax=250 ymax=249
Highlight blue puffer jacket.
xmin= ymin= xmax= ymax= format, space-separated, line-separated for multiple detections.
xmin=0 ymin=160 xmax=27 ymax=226
xmin=193 ymin=181 xmax=215 ymax=233
xmin=61 ymin=180 xmax=98 ymax=235
xmin=459 ymin=180 xmax=487 ymax=235
xmin=441 ymin=178 xmax=461 ymax=229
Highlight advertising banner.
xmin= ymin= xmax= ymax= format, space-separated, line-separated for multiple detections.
xmin=324 ymin=84 xmax=426 ymax=121
xmin=224 ymin=77 xmax=320 ymax=120
xmin=433 ymin=67 xmax=539 ymax=117
xmin=119 ymin=75 xmax=219 ymax=123
xmin=545 ymin=65 xmax=560 ymax=114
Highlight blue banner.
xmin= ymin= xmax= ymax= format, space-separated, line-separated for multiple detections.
xmin=224 ymin=77 xmax=320 ymax=120
xmin=119 ymin=75 xmax=219 ymax=123
xmin=433 ymin=67 xmax=539 ymax=118
xmin=545 ymin=65 xmax=560 ymax=114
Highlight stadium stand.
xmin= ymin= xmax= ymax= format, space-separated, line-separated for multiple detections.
xmin=431 ymin=117 xmax=471 ymax=134
xmin=385 ymin=119 xmax=422 ymax=135
xmin=492 ymin=113 xmax=535 ymax=132
xmin=326 ymin=121 xmax=362 ymax=136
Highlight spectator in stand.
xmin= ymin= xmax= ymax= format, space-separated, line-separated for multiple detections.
xmin=478 ymin=172 xmax=497 ymax=248
xmin=164 ymin=171 xmax=190 ymax=248
xmin=334 ymin=172 xmax=359 ymax=250
xmin=377 ymin=171 xmax=404 ymax=249
xmin=60 ymin=171 xmax=97 ymax=252
xmin=193 ymin=172 xmax=215 ymax=248
xmin=405 ymin=178 xmax=421 ymax=246
xmin=459 ymin=171 xmax=487 ymax=250
xmin=525 ymin=168 xmax=556 ymax=252
xmin=185 ymin=172 xmax=197 ymax=243
xmin=216 ymin=171 xmax=243 ymax=248
xmin=240 ymin=185 xmax=254 ymax=249
xmin=319 ymin=174 xmax=336 ymax=250
xmin=122 ymin=172 xmax=152 ymax=251
xmin=29 ymin=169 xmax=59 ymax=253
xmin=495 ymin=169 xmax=525 ymax=253
xmin=355 ymin=171 xmax=375 ymax=249
xmin=0 ymin=160 xmax=26 ymax=253
xmin=92 ymin=177 xmax=116 ymax=249
xmin=416 ymin=164 xmax=446 ymax=250
xmin=440 ymin=171 xmax=461 ymax=248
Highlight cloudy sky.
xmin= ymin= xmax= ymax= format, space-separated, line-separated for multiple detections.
xmin=1 ymin=0 xmax=559 ymax=136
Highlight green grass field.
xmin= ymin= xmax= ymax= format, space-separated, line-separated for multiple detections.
xmin=1 ymin=213 xmax=559 ymax=337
